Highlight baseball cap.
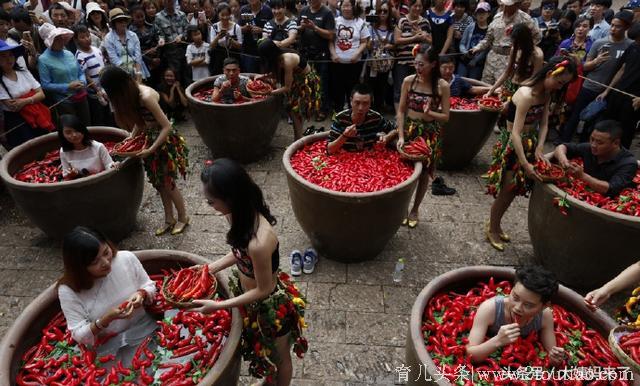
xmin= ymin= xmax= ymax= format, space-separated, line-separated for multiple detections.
xmin=475 ymin=1 xmax=491 ymax=12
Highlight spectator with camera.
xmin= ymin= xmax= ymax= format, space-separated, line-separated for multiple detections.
xmin=239 ymin=0 xmax=272 ymax=73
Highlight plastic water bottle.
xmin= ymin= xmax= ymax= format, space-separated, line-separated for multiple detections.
xmin=393 ymin=258 xmax=405 ymax=284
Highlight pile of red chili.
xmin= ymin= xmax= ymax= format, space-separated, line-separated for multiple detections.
xmin=12 ymin=142 xmax=117 ymax=184
xmin=163 ymin=265 xmax=217 ymax=303
xmin=423 ymin=278 xmax=627 ymax=386
xmin=17 ymin=273 xmax=232 ymax=385
xmin=192 ymin=86 xmax=251 ymax=104
xmin=618 ymin=330 xmax=640 ymax=364
xmin=554 ymin=158 xmax=640 ymax=217
xmin=535 ymin=160 xmax=565 ymax=180
xmin=290 ymin=140 xmax=413 ymax=193
xmin=450 ymin=97 xmax=480 ymax=111
xmin=113 ymin=135 xmax=146 ymax=154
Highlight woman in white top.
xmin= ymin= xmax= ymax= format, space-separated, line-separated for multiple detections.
xmin=0 ymin=40 xmax=49 ymax=150
xmin=209 ymin=2 xmax=243 ymax=75
xmin=329 ymin=0 xmax=370 ymax=111
xmin=58 ymin=114 xmax=117 ymax=179
xmin=57 ymin=227 xmax=157 ymax=366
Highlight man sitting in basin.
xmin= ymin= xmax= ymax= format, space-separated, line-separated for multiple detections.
xmin=327 ymin=83 xmax=394 ymax=154
xmin=552 ymin=120 xmax=638 ymax=197
xmin=439 ymin=56 xmax=490 ymax=98
xmin=466 ymin=265 xmax=565 ymax=366
xmin=211 ymin=57 xmax=251 ymax=104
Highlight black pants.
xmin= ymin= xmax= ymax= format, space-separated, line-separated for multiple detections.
xmin=161 ymin=44 xmax=188 ymax=84
xmin=367 ymin=70 xmax=391 ymax=113
xmin=1 ymin=111 xmax=48 ymax=150
xmin=559 ymin=87 xmax=599 ymax=143
xmin=209 ymin=47 xmax=241 ymax=76
xmin=603 ymin=92 xmax=640 ymax=149
xmin=330 ymin=62 xmax=363 ymax=112
xmin=55 ymin=98 xmax=91 ymax=128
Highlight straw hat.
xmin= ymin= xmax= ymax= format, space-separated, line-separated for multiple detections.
xmin=108 ymin=8 xmax=131 ymax=23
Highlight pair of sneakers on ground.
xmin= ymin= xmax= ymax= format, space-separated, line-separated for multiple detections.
xmin=290 ymin=248 xmax=318 ymax=276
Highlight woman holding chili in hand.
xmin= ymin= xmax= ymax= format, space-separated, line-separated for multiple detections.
xmin=57 ymin=226 xmax=157 ymax=366
xmin=485 ymin=57 xmax=577 ymax=252
xmin=192 ymin=159 xmax=308 ymax=386
xmin=383 ymin=44 xmax=450 ymax=228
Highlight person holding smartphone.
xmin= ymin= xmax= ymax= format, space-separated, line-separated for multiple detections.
xmin=208 ymin=2 xmax=242 ymax=75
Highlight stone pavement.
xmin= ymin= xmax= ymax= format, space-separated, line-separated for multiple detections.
xmin=0 ymin=116 xmax=623 ymax=385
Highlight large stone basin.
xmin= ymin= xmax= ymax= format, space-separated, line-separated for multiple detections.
xmin=0 ymin=249 xmax=242 ymax=385
xmin=528 ymin=181 xmax=640 ymax=290
xmin=282 ymin=132 xmax=422 ymax=262
xmin=439 ymin=78 xmax=500 ymax=170
xmin=186 ymin=74 xmax=284 ymax=163
xmin=406 ymin=265 xmax=617 ymax=386
xmin=0 ymin=127 xmax=144 ymax=241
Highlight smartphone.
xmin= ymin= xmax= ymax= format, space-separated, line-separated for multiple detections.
xmin=301 ymin=15 xmax=308 ymax=20
xmin=365 ymin=14 xmax=379 ymax=23
xmin=241 ymin=13 xmax=253 ymax=22
xmin=599 ymin=43 xmax=611 ymax=54
xmin=198 ymin=10 xmax=205 ymax=21
xmin=23 ymin=31 xmax=32 ymax=42
xmin=559 ymin=48 xmax=569 ymax=56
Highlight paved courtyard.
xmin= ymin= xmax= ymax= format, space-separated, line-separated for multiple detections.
xmin=0 ymin=116 xmax=630 ymax=385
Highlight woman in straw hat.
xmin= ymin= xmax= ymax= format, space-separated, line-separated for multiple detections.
xmin=103 ymin=8 xmax=148 ymax=82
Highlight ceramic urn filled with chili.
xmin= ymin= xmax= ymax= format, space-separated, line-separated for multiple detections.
xmin=0 ymin=127 xmax=145 ymax=240
xmin=527 ymin=162 xmax=640 ymax=290
xmin=438 ymin=80 xmax=501 ymax=170
xmin=0 ymin=249 xmax=242 ymax=385
xmin=282 ymin=132 xmax=423 ymax=262
xmin=186 ymin=74 xmax=283 ymax=163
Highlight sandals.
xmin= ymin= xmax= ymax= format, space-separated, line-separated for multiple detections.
xmin=155 ymin=220 xmax=176 ymax=236
xmin=171 ymin=217 xmax=190 ymax=235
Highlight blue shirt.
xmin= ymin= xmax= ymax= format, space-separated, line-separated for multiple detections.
xmin=588 ymin=19 xmax=610 ymax=42
xmin=38 ymin=48 xmax=86 ymax=102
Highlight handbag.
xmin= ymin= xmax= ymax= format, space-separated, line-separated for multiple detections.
xmin=370 ymin=29 xmax=394 ymax=74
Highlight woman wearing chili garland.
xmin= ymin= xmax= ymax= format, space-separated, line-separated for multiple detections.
xmin=257 ymin=38 xmax=321 ymax=140
xmin=192 ymin=159 xmax=307 ymax=386
xmin=100 ymin=66 xmax=190 ymax=236
xmin=382 ymin=43 xmax=450 ymax=228
xmin=485 ymin=57 xmax=576 ymax=252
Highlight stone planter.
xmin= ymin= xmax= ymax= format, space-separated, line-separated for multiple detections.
xmin=0 ymin=249 xmax=242 ymax=386
xmin=0 ymin=127 xmax=144 ymax=241
xmin=528 ymin=182 xmax=640 ymax=290
xmin=406 ymin=266 xmax=617 ymax=386
xmin=439 ymin=78 xmax=499 ymax=170
xmin=186 ymin=74 xmax=284 ymax=163
xmin=282 ymin=132 xmax=422 ymax=262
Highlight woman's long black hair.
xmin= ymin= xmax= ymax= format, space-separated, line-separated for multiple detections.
xmin=257 ymin=38 xmax=298 ymax=83
xmin=58 ymin=114 xmax=92 ymax=151
xmin=201 ymin=158 xmax=276 ymax=249
xmin=58 ymin=226 xmax=117 ymax=291
xmin=510 ymin=23 xmax=535 ymax=80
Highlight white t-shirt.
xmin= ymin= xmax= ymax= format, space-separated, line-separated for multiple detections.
xmin=75 ymin=46 xmax=105 ymax=94
xmin=57 ymin=250 xmax=157 ymax=351
xmin=59 ymin=140 xmax=114 ymax=177
xmin=334 ymin=17 xmax=370 ymax=63
xmin=186 ymin=42 xmax=210 ymax=81
xmin=0 ymin=70 xmax=41 ymax=111
xmin=209 ymin=22 xmax=243 ymax=47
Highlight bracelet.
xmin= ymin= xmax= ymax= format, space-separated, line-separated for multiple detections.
xmin=95 ymin=318 xmax=105 ymax=330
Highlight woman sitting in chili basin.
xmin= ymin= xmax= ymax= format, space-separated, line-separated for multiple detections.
xmin=57 ymin=226 xmax=157 ymax=366
xmin=466 ymin=265 xmax=565 ymax=366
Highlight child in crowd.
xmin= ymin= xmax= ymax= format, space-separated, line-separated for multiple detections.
xmin=466 ymin=265 xmax=565 ymax=366
xmin=74 ymin=25 xmax=111 ymax=126
xmin=58 ymin=114 xmax=118 ymax=180
xmin=185 ymin=25 xmax=210 ymax=82
xmin=157 ymin=68 xmax=188 ymax=122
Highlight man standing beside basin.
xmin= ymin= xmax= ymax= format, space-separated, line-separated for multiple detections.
xmin=326 ymin=83 xmax=393 ymax=154
xmin=552 ymin=120 xmax=638 ymax=197
xmin=211 ymin=57 xmax=251 ymax=104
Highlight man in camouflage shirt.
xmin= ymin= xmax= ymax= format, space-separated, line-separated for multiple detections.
xmin=155 ymin=0 xmax=189 ymax=83
xmin=469 ymin=0 xmax=541 ymax=85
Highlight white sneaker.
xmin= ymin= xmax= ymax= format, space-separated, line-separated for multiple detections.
xmin=290 ymin=250 xmax=302 ymax=276
xmin=302 ymin=248 xmax=318 ymax=274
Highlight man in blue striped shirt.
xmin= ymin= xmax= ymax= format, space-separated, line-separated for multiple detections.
xmin=327 ymin=83 xmax=393 ymax=154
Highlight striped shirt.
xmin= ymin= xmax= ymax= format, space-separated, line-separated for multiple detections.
xmin=329 ymin=109 xmax=393 ymax=152
xmin=263 ymin=18 xmax=297 ymax=42
xmin=75 ymin=46 xmax=105 ymax=94
xmin=395 ymin=17 xmax=431 ymax=64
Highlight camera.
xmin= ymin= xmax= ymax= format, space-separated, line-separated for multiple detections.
xmin=241 ymin=13 xmax=253 ymax=22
